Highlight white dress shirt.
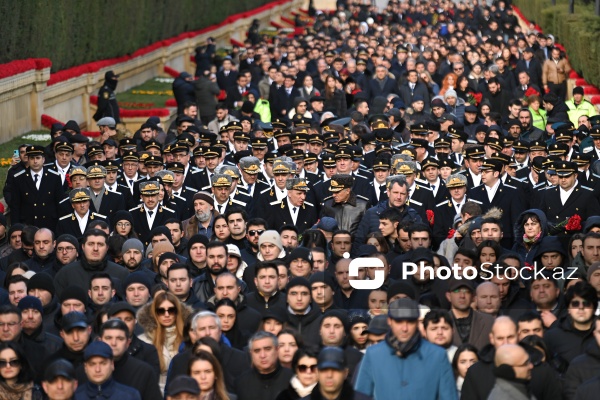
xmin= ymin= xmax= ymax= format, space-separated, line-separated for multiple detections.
xmin=75 ymin=211 xmax=89 ymax=235
xmin=560 ymin=181 xmax=578 ymax=205
xmin=287 ymin=197 xmax=299 ymax=225
xmin=485 ymin=180 xmax=501 ymax=203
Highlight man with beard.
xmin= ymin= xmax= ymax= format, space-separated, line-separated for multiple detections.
xmin=185 ymin=234 xmax=209 ymax=278
xmin=183 ymin=191 xmax=217 ymax=239
xmin=52 ymin=234 xmax=79 ymax=275
xmin=93 ymin=70 xmax=121 ymax=123
xmin=121 ymin=238 xmax=156 ymax=282
xmin=192 ymin=242 xmax=229 ymax=302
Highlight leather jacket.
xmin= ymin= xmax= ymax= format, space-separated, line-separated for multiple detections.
xmin=320 ymin=192 xmax=371 ymax=235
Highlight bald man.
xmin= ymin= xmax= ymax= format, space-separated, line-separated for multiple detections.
xmin=475 ymin=282 xmax=501 ymax=317
xmin=461 ymin=316 xmax=562 ymax=400
xmin=461 ymin=316 xmax=518 ymax=400
xmin=488 ymin=344 xmax=534 ymax=400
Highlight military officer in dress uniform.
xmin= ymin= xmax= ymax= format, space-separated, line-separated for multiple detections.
xmin=254 ymin=159 xmax=295 ymax=217
xmin=459 ymin=146 xmax=485 ymax=188
xmin=320 ymin=174 xmax=371 ymax=235
xmin=215 ymin=165 xmax=254 ymax=215
xmin=420 ymin=157 xmax=449 ymax=204
xmin=368 ymin=157 xmax=391 ymax=205
xmin=539 ymin=161 xmax=600 ymax=232
xmin=237 ymin=156 xmax=270 ymax=201
xmin=85 ymin=165 xmax=125 ymax=216
xmin=130 ymin=181 xmax=176 ymax=246
xmin=266 ymin=177 xmax=317 ymax=232
xmin=468 ymin=159 xmax=524 ymax=247
xmin=432 ymin=174 xmax=481 ymax=249
xmin=394 ymin=161 xmax=435 ymax=223
xmin=211 ymin=174 xmax=247 ymax=215
xmin=10 ymin=145 xmax=64 ymax=231
xmin=50 ymin=140 xmax=74 ymax=192
xmin=56 ymin=188 xmax=107 ymax=239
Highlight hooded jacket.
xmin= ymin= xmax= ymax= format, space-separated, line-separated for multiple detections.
xmin=545 ymin=315 xmax=595 ymax=367
xmin=512 ymin=209 xmax=549 ymax=265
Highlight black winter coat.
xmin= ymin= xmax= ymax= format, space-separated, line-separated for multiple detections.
xmin=235 ymin=365 xmax=294 ymax=400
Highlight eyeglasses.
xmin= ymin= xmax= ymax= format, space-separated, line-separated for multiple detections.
xmin=0 ymin=359 xmax=21 ymax=368
xmin=454 ymin=67 xmax=464 ymax=71
xmin=116 ymin=222 xmax=131 ymax=228
xmin=57 ymin=246 xmax=76 ymax=253
xmin=570 ymin=300 xmax=593 ymax=308
xmin=156 ymin=307 xmax=177 ymax=316
xmin=297 ymin=364 xmax=317 ymax=373
xmin=248 ymin=230 xmax=265 ymax=236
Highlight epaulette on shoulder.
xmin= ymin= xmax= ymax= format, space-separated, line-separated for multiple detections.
xmin=230 ymin=198 xmax=246 ymax=206
xmin=185 ymin=186 xmax=198 ymax=193
xmin=581 ymin=185 xmax=594 ymax=191
xmin=129 ymin=205 xmax=142 ymax=212
xmin=410 ymin=199 xmax=423 ymax=206
xmin=503 ymin=183 xmax=517 ymax=189
xmin=14 ymin=170 xmax=25 ymax=178
xmin=533 ymin=182 xmax=546 ymax=189
xmin=468 ymin=199 xmax=483 ymax=204
xmin=173 ymin=194 xmax=186 ymax=201
xmin=512 ymin=176 xmax=526 ymax=182
xmin=304 ymin=201 xmax=314 ymax=207
xmin=356 ymin=194 xmax=369 ymax=201
xmin=47 ymin=169 xmax=59 ymax=176
xmin=592 ymin=173 xmax=600 ymax=179
xmin=201 ymin=185 xmax=212 ymax=191
xmin=161 ymin=206 xmax=175 ymax=213
xmin=59 ymin=197 xmax=69 ymax=204
xmin=436 ymin=200 xmax=450 ymax=207
xmin=270 ymin=200 xmax=282 ymax=206
xmin=322 ymin=195 xmax=333 ymax=202
xmin=415 ymin=178 xmax=429 ymax=186
xmin=190 ymin=168 xmax=202 ymax=174
xmin=59 ymin=214 xmax=73 ymax=221
xmin=416 ymin=184 xmax=433 ymax=191
xmin=260 ymin=187 xmax=271 ymax=194
xmin=93 ymin=212 xmax=107 ymax=219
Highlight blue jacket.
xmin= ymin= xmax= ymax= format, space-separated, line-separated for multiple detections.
xmin=354 ymin=200 xmax=422 ymax=246
xmin=354 ymin=338 xmax=458 ymax=400
xmin=74 ymin=377 xmax=141 ymax=399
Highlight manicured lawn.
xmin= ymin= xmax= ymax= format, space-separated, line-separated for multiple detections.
xmin=117 ymin=77 xmax=175 ymax=109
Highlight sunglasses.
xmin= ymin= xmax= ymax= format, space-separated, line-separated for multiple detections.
xmin=156 ymin=307 xmax=177 ymax=316
xmin=248 ymin=230 xmax=265 ymax=236
xmin=0 ymin=359 xmax=21 ymax=368
xmin=570 ymin=300 xmax=593 ymax=308
xmin=297 ymin=364 xmax=317 ymax=373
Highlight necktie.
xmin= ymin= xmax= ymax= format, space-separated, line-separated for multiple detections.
xmin=523 ymin=86 xmax=527 ymax=91
xmin=293 ymin=207 xmax=297 ymax=213
xmin=218 ymin=205 xmax=223 ymax=213
xmin=432 ymin=184 xmax=436 ymax=191
xmin=380 ymin=184 xmax=386 ymax=192
xmin=410 ymin=83 xmax=415 ymax=91
xmin=248 ymin=184 xmax=253 ymax=194
xmin=129 ymin=179 xmax=134 ymax=187
xmin=148 ymin=211 xmax=153 ymax=217
xmin=34 ymin=174 xmax=39 ymax=188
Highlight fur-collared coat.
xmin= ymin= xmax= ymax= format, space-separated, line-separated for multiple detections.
xmin=137 ymin=301 xmax=194 ymax=393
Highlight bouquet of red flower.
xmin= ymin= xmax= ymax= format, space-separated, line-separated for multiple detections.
xmin=548 ymin=214 xmax=582 ymax=234
xmin=466 ymin=92 xmax=482 ymax=106
xmin=447 ymin=229 xmax=456 ymax=239
xmin=66 ymin=173 xmax=72 ymax=189
xmin=565 ymin=214 xmax=582 ymax=232
xmin=426 ymin=209 xmax=434 ymax=226
xmin=524 ymin=87 xmax=540 ymax=98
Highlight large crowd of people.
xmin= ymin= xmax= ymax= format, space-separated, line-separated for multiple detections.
xmin=1 ymin=0 xmax=600 ymax=399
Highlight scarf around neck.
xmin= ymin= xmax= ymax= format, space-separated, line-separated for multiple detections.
xmin=385 ymin=329 xmax=421 ymax=358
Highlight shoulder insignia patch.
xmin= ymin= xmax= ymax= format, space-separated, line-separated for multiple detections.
xmin=436 ymin=200 xmax=450 ymax=207
xmin=59 ymin=214 xmax=73 ymax=221
xmin=14 ymin=170 xmax=25 ymax=177
xmin=47 ymin=169 xmax=60 ymax=176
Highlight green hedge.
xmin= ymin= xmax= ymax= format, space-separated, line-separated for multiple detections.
xmin=0 ymin=0 xmax=270 ymax=72
xmin=514 ymin=0 xmax=600 ymax=87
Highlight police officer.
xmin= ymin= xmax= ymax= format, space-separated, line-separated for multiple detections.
xmin=93 ymin=70 xmax=121 ymax=123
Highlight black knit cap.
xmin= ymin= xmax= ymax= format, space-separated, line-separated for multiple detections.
xmin=56 ymin=234 xmax=79 ymax=250
xmin=28 ymin=272 xmax=56 ymax=297
xmin=287 ymin=276 xmax=311 ymax=292
xmin=59 ymin=285 xmax=88 ymax=304
xmin=387 ymin=281 xmax=416 ymax=302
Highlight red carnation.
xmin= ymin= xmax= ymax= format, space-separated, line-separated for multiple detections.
xmin=565 ymin=214 xmax=582 ymax=232
xmin=426 ymin=209 xmax=434 ymax=226
xmin=447 ymin=229 xmax=456 ymax=239
xmin=66 ymin=173 xmax=72 ymax=189
xmin=525 ymin=87 xmax=540 ymax=97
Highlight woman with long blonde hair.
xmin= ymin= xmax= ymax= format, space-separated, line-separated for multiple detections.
xmin=138 ymin=291 xmax=193 ymax=393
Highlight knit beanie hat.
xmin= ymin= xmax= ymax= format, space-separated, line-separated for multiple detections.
xmin=152 ymin=241 xmax=175 ymax=257
xmin=113 ymin=210 xmax=134 ymax=226
xmin=588 ymin=262 xmax=600 ymax=281
xmin=387 ymin=281 xmax=417 ymax=302
xmin=56 ymin=234 xmax=79 ymax=250
xmin=123 ymin=271 xmax=152 ymax=292
xmin=258 ymin=230 xmax=283 ymax=252
xmin=59 ymin=285 xmax=88 ymax=305
xmin=158 ymin=252 xmax=180 ymax=267
xmin=27 ymin=272 xmax=56 ymax=297
xmin=18 ymin=296 xmax=43 ymax=314
xmin=444 ymin=89 xmax=458 ymax=99
xmin=149 ymin=226 xmax=172 ymax=243
xmin=188 ymin=234 xmax=209 ymax=250
xmin=122 ymin=238 xmax=144 ymax=254
xmin=287 ymin=276 xmax=311 ymax=292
